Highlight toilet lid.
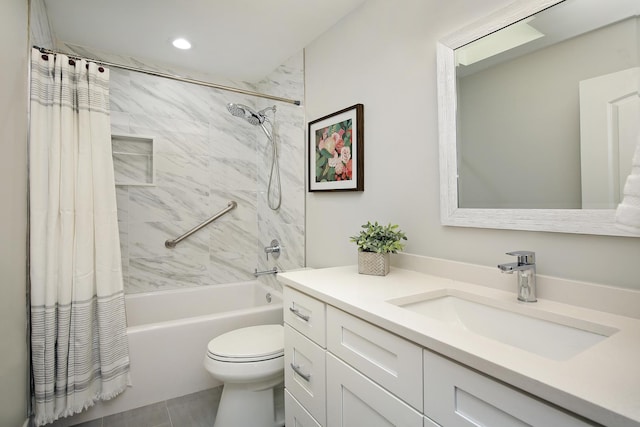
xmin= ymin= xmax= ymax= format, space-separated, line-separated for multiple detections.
xmin=207 ymin=324 xmax=284 ymax=362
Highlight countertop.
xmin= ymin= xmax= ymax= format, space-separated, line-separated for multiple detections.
xmin=278 ymin=266 xmax=640 ymax=427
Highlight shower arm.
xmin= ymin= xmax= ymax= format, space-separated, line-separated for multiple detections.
xmin=258 ymin=106 xmax=277 ymax=116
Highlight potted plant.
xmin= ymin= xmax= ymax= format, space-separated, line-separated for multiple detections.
xmin=350 ymin=221 xmax=407 ymax=276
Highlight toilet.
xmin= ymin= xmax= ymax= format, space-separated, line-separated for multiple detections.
xmin=204 ymin=324 xmax=285 ymax=427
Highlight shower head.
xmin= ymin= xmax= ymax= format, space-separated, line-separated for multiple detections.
xmin=227 ymin=103 xmax=264 ymax=126
xmin=226 ymin=102 xmax=281 ymax=210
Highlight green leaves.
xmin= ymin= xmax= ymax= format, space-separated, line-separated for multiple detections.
xmin=320 ymin=149 xmax=333 ymax=158
xmin=350 ymin=221 xmax=408 ymax=254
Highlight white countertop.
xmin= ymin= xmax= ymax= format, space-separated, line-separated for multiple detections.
xmin=278 ymin=265 xmax=640 ymax=427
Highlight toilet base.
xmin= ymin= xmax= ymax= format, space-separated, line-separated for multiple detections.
xmin=214 ymin=381 xmax=285 ymax=427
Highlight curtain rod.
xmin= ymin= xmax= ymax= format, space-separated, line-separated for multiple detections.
xmin=33 ymin=46 xmax=302 ymax=106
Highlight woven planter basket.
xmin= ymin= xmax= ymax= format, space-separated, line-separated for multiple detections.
xmin=357 ymin=251 xmax=390 ymax=276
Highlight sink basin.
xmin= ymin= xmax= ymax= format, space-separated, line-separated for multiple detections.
xmin=388 ymin=290 xmax=617 ymax=360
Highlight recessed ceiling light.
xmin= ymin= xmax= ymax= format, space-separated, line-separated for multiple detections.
xmin=172 ymin=38 xmax=192 ymax=50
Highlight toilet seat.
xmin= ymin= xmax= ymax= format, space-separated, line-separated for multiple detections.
xmin=203 ymin=324 xmax=285 ymax=427
xmin=207 ymin=351 xmax=284 ymax=363
xmin=206 ymin=324 xmax=284 ymax=363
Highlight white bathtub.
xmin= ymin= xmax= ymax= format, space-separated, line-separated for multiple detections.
xmin=54 ymin=281 xmax=283 ymax=425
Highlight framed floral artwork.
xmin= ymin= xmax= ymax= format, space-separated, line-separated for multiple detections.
xmin=308 ymin=104 xmax=364 ymax=192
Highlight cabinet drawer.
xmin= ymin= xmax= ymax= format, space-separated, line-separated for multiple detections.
xmin=327 ymin=353 xmax=423 ymax=427
xmin=285 ymin=390 xmax=322 ymax=427
xmin=285 ymin=324 xmax=327 ymax=425
xmin=284 ymin=287 xmax=326 ymax=347
xmin=423 ymin=350 xmax=594 ymax=427
xmin=326 ymin=306 xmax=423 ymax=411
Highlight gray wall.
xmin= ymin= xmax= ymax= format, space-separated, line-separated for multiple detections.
xmin=458 ymin=17 xmax=639 ymax=208
xmin=0 ymin=0 xmax=28 ymax=425
xmin=305 ymin=0 xmax=640 ymax=291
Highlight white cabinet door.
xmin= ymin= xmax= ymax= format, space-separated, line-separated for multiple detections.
xmin=286 ymin=390 xmax=322 ymax=427
xmin=423 ymin=350 xmax=595 ymax=427
xmin=284 ymin=287 xmax=327 ymax=347
xmin=424 ymin=416 xmax=442 ymax=427
xmin=326 ymin=306 xmax=423 ymax=411
xmin=285 ymin=324 xmax=327 ymax=425
xmin=327 ymin=353 xmax=423 ymax=427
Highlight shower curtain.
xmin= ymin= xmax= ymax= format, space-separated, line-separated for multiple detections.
xmin=29 ymin=48 xmax=130 ymax=426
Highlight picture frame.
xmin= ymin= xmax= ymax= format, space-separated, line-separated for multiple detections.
xmin=308 ymin=103 xmax=364 ymax=192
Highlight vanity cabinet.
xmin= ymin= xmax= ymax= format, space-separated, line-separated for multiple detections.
xmin=326 ymin=306 xmax=423 ymax=411
xmin=285 ymin=324 xmax=327 ymax=425
xmin=284 ymin=286 xmax=326 ymax=347
xmin=283 ymin=286 xmax=595 ymax=427
xmin=326 ymin=353 xmax=422 ymax=426
xmin=285 ymin=388 xmax=322 ymax=427
xmin=284 ymin=287 xmax=435 ymax=427
xmin=423 ymin=350 xmax=594 ymax=427
xmin=284 ymin=288 xmax=327 ymax=426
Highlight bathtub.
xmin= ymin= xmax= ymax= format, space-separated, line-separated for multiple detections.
xmin=55 ymin=281 xmax=283 ymax=425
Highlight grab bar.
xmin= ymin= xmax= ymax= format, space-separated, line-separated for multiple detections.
xmin=165 ymin=201 xmax=237 ymax=248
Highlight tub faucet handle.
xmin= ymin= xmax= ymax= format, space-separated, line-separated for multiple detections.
xmin=264 ymin=239 xmax=280 ymax=260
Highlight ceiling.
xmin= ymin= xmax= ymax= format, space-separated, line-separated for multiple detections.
xmin=43 ymin=0 xmax=367 ymax=83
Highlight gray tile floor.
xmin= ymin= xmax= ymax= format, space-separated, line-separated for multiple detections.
xmin=67 ymin=387 xmax=223 ymax=427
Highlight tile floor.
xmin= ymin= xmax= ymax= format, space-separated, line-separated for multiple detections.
xmin=62 ymin=387 xmax=223 ymax=427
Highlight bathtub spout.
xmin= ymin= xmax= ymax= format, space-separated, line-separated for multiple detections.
xmin=254 ymin=267 xmax=278 ymax=277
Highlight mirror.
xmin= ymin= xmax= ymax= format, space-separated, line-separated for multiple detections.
xmin=437 ymin=0 xmax=640 ymax=236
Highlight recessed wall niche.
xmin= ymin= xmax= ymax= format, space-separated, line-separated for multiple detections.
xmin=111 ymin=134 xmax=155 ymax=186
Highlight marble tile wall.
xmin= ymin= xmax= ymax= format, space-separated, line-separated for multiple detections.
xmin=254 ymin=53 xmax=306 ymax=291
xmin=109 ymin=52 xmax=305 ymax=294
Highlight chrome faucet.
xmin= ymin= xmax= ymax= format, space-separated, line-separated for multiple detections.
xmin=264 ymin=239 xmax=280 ymax=260
xmin=497 ymin=251 xmax=537 ymax=302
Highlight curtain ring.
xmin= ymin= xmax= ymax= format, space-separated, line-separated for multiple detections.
xmin=68 ymin=59 xmax=76 ymax=66
xmin=41 ymin=54 xmax=48 ymax=61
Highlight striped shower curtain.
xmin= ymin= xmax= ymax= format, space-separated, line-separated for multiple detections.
xmin=29 ymin=48 xmax=130 ymax=426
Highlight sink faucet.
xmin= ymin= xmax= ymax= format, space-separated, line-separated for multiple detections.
xmin=497 ymin=251 xmax=537 ymax=302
